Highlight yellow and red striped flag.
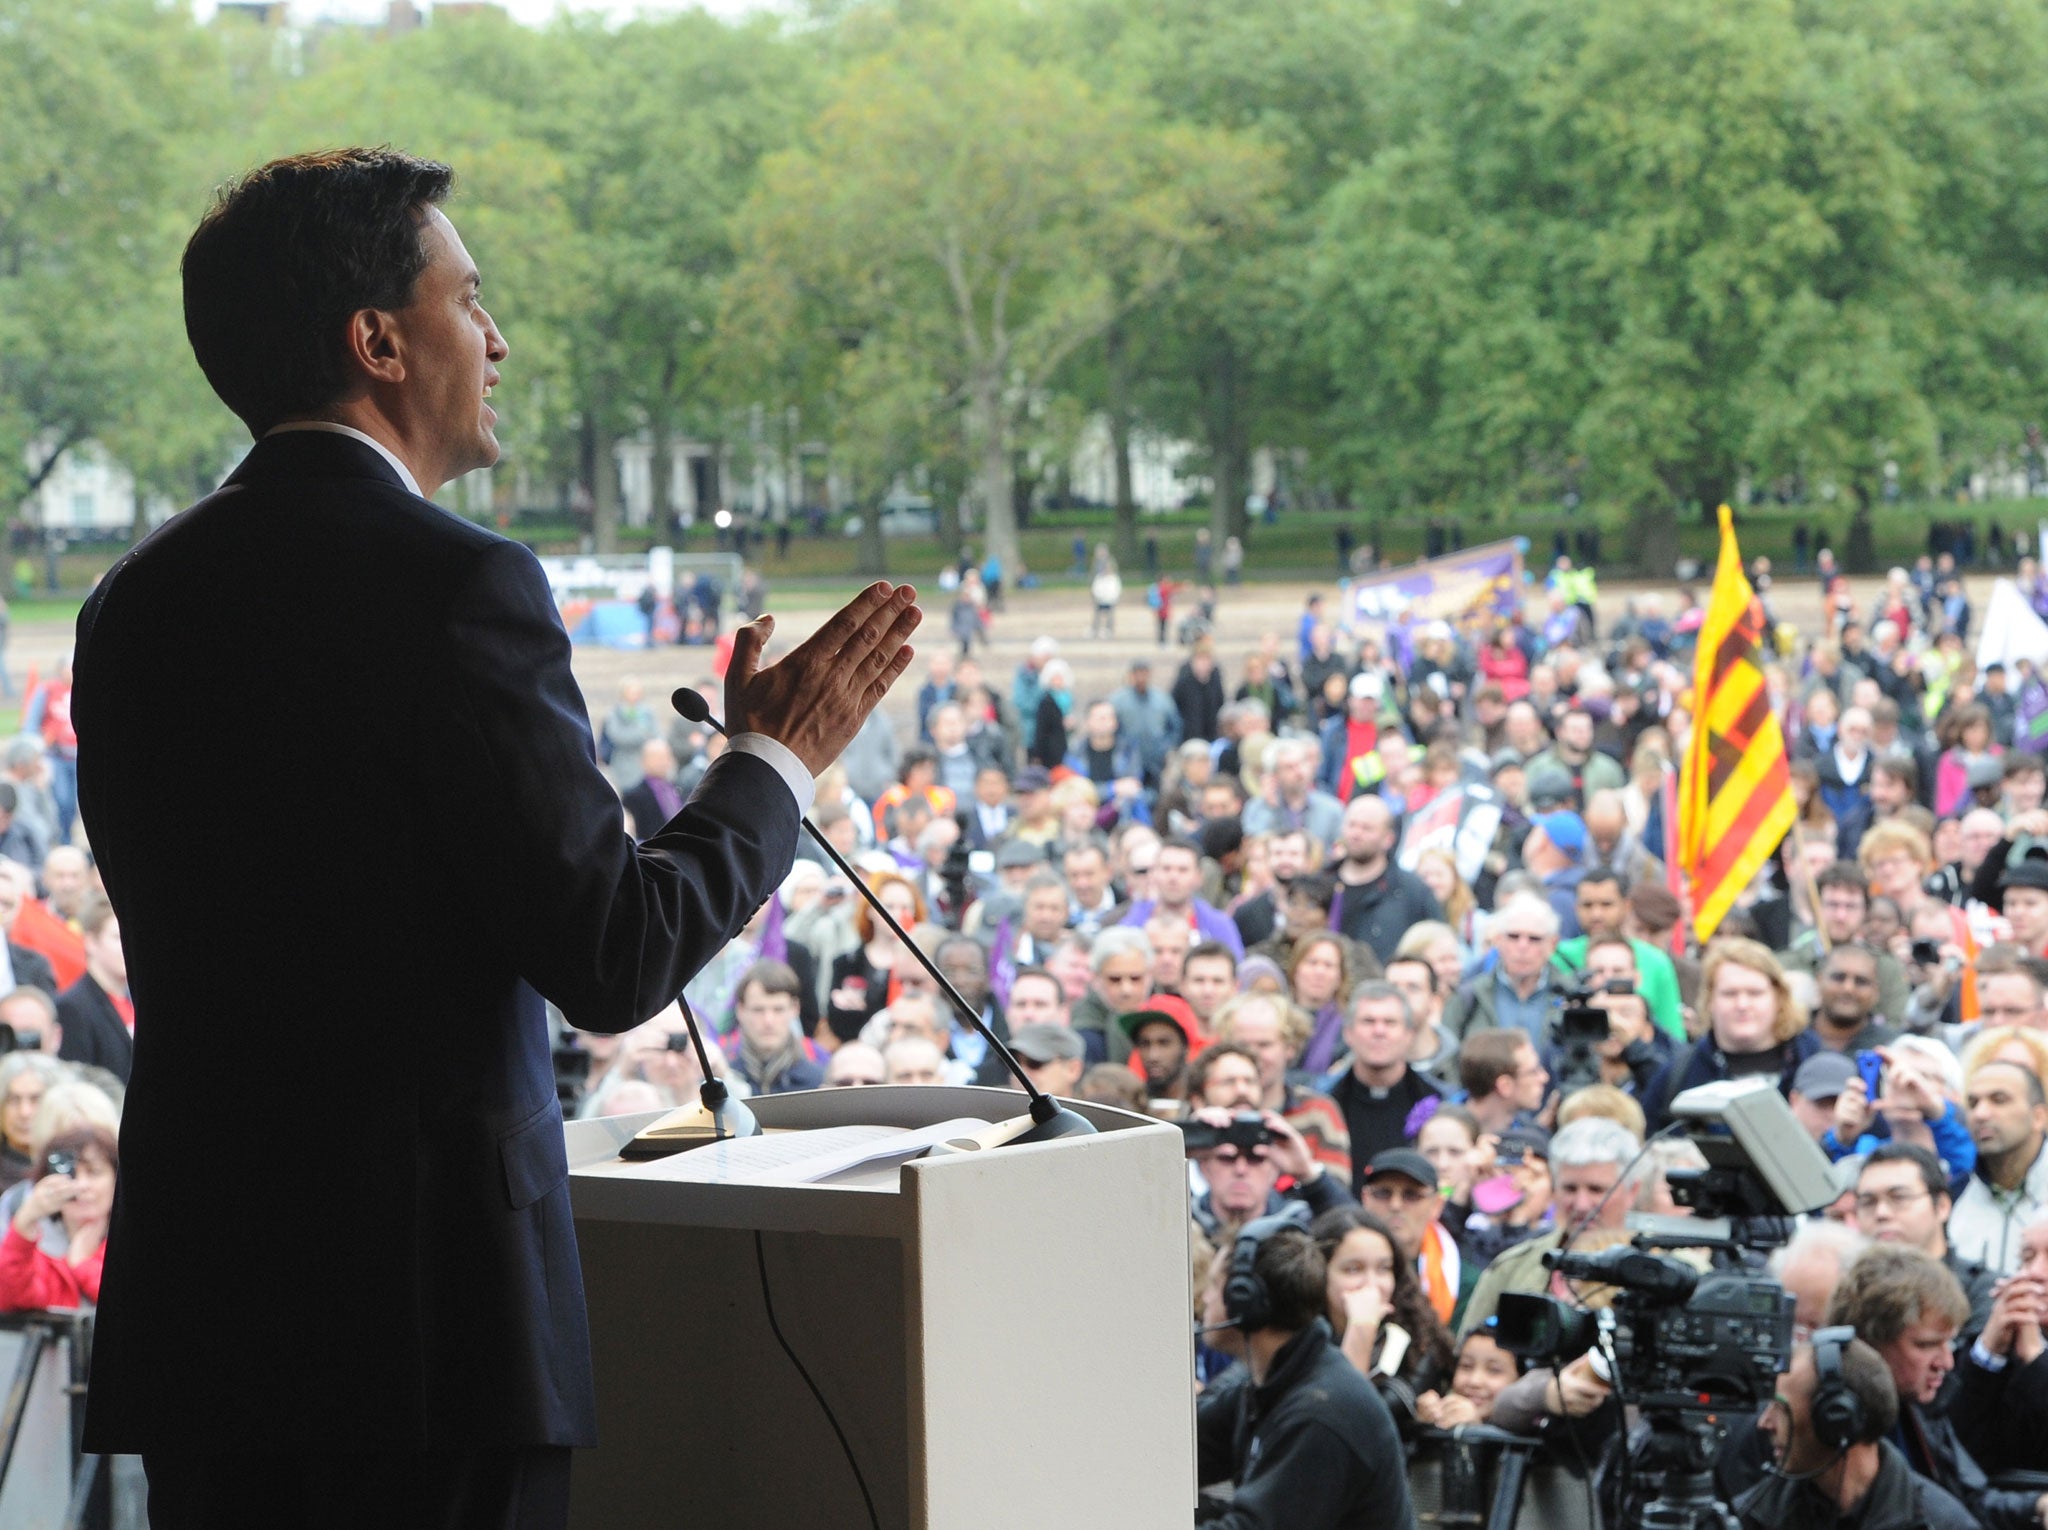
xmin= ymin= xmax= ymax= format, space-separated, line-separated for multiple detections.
xmin=1679 ymin=506 xmax=1797 ymax=942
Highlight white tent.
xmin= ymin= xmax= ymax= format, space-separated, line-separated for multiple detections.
xmin=1976 ymin=578 xmax=2048 ymax=673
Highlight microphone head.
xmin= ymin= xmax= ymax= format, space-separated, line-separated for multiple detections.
xmin=1012 ymin=1105 xmax=1098 ymax=1144
xmin=671 ymin=686 xmax=712 ymax=724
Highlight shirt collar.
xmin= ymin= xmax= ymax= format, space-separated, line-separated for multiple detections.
xmin=265 ymin=421 xmax=422 ymax=498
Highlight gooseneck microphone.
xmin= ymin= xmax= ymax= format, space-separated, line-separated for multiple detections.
xmin=673 ymin=686 xmax=1096 ymax=1145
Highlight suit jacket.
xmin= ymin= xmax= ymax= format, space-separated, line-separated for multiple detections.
xmin=5 ymin=942 xmax=55 ymax=1000
xmin=54 ymin=972 xmax=130 ymax=1081
xmin=73 ymin=433 xmax=800 ymax=1453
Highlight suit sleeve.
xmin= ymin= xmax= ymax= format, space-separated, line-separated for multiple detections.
xmin=435 ymin=540 xmax=801 ymax=1033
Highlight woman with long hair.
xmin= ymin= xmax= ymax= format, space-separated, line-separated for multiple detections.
xmin=1411 ymin=850 xmax=1482 ymax=955
xmin=1932 ymin=702 xmax=1999 ymax=818
xmin=823 ymin=871 xmax=928 ymax=1045
xmin=1286 ymin=933 xmax=1353 ymax=1075
xmin=1311 ymin=1204 xmax=1453 ymax=1396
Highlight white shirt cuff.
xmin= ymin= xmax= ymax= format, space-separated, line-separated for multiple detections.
xmin=1971 ymin=1339 xmax=2009 ymax=1372
xmin=725 ymin=733 xmax=816 ymax=817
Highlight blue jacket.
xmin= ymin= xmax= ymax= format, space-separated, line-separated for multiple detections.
xmin=1823 ymin=1099 xmax=1978 ymax=1195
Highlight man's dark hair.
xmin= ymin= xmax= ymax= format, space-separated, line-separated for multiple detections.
xmin=1860 ymin=1143 xmax=1947 ymax=1205
xmin=1286 ymin=872 xmax=1338 ymax=914
xmin=1188 ymin=1041 xmax=1260 ymax=1100
xmin=1582 ymin=935 xmax=1636 ymax=972
xmin=737 ymin=959 xmax=802 ymax=1004
xmin=1008 ymin=966 xmax=1063 ymax=1005
xmin=1626 ymin=880 xmax=1681 ymax=931
xmin=1459 ymin=1029 xmax=1529 ymax=1100
xmin=1873 ymin=756 xmax=1920 ymax=795
xmin=1184 ymin=941 xmax=1238 ymax=974
xmin=1248 ymin=1223 xmax=1327 ymax=1334
xmin=1157 ymin=836 xmax=1203 ymax=865
xmin=1384 ymin=953 xmax=1439 ymax=993
xmin=2007 ymin=751 xmax=2048 ymax=781
xmin=1815 ymin=862 xmax=1871 ymax=900
xmin=183 ymin=149 xmax=454 ymax=436
xmin=1578 ymin=867 xmax=1623 ymax=895
xmin=898 ymin=749 xmax=937 ymax=781
xmin=1828 ymin=1337 xmax=1900 ymax=1443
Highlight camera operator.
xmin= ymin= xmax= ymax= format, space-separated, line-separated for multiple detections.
xmin=1187 ymin=1106 xmax=1349 ymax=1246
xmin=1548 ymin=937 xmax=1670 ymax=1097
xmin=1827 ymin=1244 xmax=2048 ymax=1529
xmin=1195 ymin=1218 xmax=1417 ymax=1529
xmin=1736 ymin=1331 xmax=1975 ymax=1530
xmin=1459 ymin=1116 xmax=1642 ymax=1338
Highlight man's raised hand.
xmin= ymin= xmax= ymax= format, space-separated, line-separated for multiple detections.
xmin=725 ymin=582 xmax=921 ymax=776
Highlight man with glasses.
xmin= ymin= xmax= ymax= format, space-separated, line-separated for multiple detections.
xmin=1856 ymin=1145 xmax=1997 ymax=1360
xmin=1362 ymin=1148 xmax=1475 ymax=1329
xmin=1812 ymin=943 xmax=1900 ymax=1053
xmin=1445 ymin=894 xmax=1572 ymax=1044
xmin=1782 ymin=863 xmax=1913 ymax=1026
xmin=1186 ymin=1108 xmax=1346 ymax=1246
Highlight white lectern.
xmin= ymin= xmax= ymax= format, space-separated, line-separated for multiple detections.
xmin=564 ymin=1086 xmax=1194 ymax=1530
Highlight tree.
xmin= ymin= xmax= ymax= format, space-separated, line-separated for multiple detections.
xmin=734 ymin=11 xmax=1271 ymax=575
xmin=0 ymin=0 xmax=222 ymax=516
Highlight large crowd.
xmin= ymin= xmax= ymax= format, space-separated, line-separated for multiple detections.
xmin=589 ymin=544 xmax=2048 ymax=1526
xmin=5 ymin=541 xmax=2048 ymax=1523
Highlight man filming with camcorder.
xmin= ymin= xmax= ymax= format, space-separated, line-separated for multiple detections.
xmin=1545 ymin=936 xmax=1671 ymax=1099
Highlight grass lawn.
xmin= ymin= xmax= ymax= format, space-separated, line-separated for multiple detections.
xmin=20 ymin=496 xmax=2028 ymax=605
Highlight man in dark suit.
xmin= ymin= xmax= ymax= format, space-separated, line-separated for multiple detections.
xmin=73 ymin=149 xmax=920 ymax=1529
xmin=53 ymin=894 xmax=129 ymax=1082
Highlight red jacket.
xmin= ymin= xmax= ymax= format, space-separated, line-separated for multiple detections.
xmin=0 ymin=1221 xmax=102 ymax=1311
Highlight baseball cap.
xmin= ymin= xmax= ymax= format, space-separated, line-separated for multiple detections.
xmin=1349 ymin=672 xmax=1384 ymax=701
xmin=1531 ymin=809 xmax=1587 ymax=857
xmin=1967 ymin=754 xmax=2005 ymax=790
xmin=1011 ymin=1024 xmax=1085 ymax=1065
xmin=996 ymin=839 xmax=1046 ymax=871
xmin=1792 ymin=1051 xmax=1856 ymax=1102
xmin=1364 ymin=1148 xmax=1438 ymax=1192
xmin=1489 ymin=748 xmax=1526 ymax=776
xmin=1497 ymin=1126 xmax=1552 ymax=1163
xmin=1013 ymin=766 xmax=1053 ymax=793
xmin=2000 ymin=853 xmax=2048 ymax=896
xmin=1525 ymin=767 xmax=1576 ymax=809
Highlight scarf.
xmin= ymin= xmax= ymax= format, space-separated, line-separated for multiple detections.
xmin=1418 ymin=1219 xmax=1460 ymax=1325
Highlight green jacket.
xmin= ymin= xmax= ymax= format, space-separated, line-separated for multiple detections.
xmin=1552 ymin=937 xmax=1687 ymax=1042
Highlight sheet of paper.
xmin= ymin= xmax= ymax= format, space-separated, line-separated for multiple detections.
xmin=636 ymin=1118 xmax=994 ymax=1186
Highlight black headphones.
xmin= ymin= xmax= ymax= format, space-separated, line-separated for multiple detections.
xmin=1224 ymin=1214 xmax=1299 ymax=1331
xmin=1809 ymin=1325 xmax=1867 ymax=1452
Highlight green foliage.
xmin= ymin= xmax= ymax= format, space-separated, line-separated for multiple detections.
xmin=7 ymin=0 xmax=2048 ymax=578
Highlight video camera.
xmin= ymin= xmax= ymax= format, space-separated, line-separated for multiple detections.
xmin=1492 ymin=1079 xmax=1833 ymax=1525
xmin=1551 ymin=975 xmax=1630 ymax=1092
xmin=1176 ymin=1112 xmax=1275 ymax=1156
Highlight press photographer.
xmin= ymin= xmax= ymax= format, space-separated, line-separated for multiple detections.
xmin=1184 ymin=1107 xmax=1349 ymax=1245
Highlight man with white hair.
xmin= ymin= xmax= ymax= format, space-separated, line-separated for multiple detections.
xmin=1819 ymin=704 xmax=1877 ymax=857
xmin=1459 ymin=1115 xmax=1642 ymax=1337
xmin=1444 ymin=895 xmax=1571 ymax=1043
xmin=1241 ymin=739 xmax=1344 ymax=844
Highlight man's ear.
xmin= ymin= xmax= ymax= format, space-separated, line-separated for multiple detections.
xmin=343 ymin=307 xmax=406 ymax=386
